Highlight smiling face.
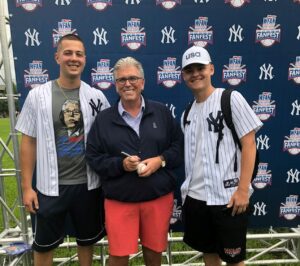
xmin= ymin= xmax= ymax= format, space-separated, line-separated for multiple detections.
xmin=115 ymin=65 xmax=145 ymax=105
xmin=55 ymin=39 xmax=86 ymax=82
xmin=182 ymin=63 xmax=214 ymax=94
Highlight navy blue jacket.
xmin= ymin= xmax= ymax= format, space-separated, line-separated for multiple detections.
xmin=86 ymin=99 xmax=183 ymax=202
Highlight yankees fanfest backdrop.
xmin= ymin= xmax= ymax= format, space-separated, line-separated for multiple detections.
xmin=7 ymin=0 xmax=300 ymax=229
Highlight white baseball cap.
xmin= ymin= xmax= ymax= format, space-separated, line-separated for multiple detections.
xmin=182 ymin=46 xmax=212 ymax=70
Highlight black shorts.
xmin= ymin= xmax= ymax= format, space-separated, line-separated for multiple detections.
xmin=32 ymin=184 xmax=105 ymax=252
xmin=182 ymin=196 xmax=249 ymax=264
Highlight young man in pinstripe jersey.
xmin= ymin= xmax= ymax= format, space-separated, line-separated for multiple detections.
xmin=15 ymin=34 xmax=110 ymax=266
xmin=180 ymin=46 xmax=263 ymax=266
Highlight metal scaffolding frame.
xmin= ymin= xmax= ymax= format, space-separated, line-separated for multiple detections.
xmin=0 ymin=1 xmax=299 ymax=265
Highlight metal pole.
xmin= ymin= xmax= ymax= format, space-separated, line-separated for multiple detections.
xmin=0 ymin=1 xmax=31 ymax=265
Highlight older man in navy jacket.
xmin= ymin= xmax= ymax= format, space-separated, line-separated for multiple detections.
xmin=86 ymin=56 xmax=183 ymax=266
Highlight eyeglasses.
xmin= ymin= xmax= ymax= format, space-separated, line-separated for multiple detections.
xmin=115 ymin=76 xmax=143 ymax=85
xmin=63 ymin=109 xmax=81 ymax=116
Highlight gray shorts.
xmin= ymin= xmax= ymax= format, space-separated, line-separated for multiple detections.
xmin=32 ymin=184 xmax=105 ymax=252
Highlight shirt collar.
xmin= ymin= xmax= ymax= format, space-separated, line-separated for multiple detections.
xmin=118 ymin=96 xmax=145 ymax=116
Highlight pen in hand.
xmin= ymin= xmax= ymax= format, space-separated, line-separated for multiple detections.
xmin=121 ymin=151 xmax=131 ymax=157
xmin=121 ymin=151 xmax=146 ymax=175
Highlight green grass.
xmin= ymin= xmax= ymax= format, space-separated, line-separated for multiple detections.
xmin=0 ymin=118 xmax=20 ymax=231
xmin=0 ymin=118 xmax=15 ymax=168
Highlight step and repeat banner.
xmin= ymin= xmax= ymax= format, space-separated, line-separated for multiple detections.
xmin=8 ymin=0 xmax=300 ymax=229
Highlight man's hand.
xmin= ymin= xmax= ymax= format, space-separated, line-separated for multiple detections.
xmin=226 ymin=130 xmax=256 ymax=216
xmin=123 ymin=155 xmax=141 ymax=172
xmin=23 ymin=188 xmax=39 ymax=214
xmin=226 ymin=188 xmax=249 ymax=216
xmin=137 ymin=156 xmax=162 ymax=177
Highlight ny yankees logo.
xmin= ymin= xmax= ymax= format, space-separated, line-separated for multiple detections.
xmin=55 ymin=0 xmax=71 ymax=5
xmin=286 ymin=168 xmax=300 ymax=183
xmin=228 ymin=24 xmax=244 ymax=42
xmin=161 ymin=26 xmax=176 ymax=44
xmin=253 ymin=202 xmax=267 ymax=216
xmin=207 ymin=111 xmax=224 ymax=133
xmin=207 ymin=111 xmax=225 ymax=164
xmin=93 ymin=27 xmax=109 ymax=45
xmin=25 ymin=28 xmax=41 ymax=47
xmin=259 ymin=63 xmax=274 ymax=80
xmin=291 ymin=100 xmax=300 ymax=116
xmin=89 ymin=99 xmax=103 ymax=116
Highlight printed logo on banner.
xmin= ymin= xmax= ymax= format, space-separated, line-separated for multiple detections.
xmin=91 ymin=59 xmax=114 ymax=90
xmin=125 ymin=0 xmax=141 ymax=4
xmin=157 ymin=57 xmax=181 ymax=88
xmin=252 ymin=163 xmax=272 ymax=189
xmin=52 ymin=19 xmax=77 ymax=47
xmin=188 ymin=17 xmax=213 ymax=47
xmin=121 ymin=18 xmax=146 ymax=51
xmin=279 ymin=195 xmax=300 ymax=221
xmin=170 ymin=199 xmax=182 ymax=224
xmin=224 ymin=0 xmax=250 ymax=8
xmin=24 ymin=60 xmax=49 ymax=89
xmin=257 ymin=135 xmax=270 ymax=150
xmin=161 ymin=26 xmax=176 ymax=44
xmin=228 ymin=24 xmax=244 ymax=42
xmin=16 ymin=0 xmax=42 ymax=12
xmin=93 ymin=28 xmax=109 ymax=45
xmin=255 ymin=15 xmax=281 ymax=47
xmin=283 ymin=128 xmax=300 ymax=155
xmin=194 ymin=0 xmax=210 ymax=2
xmin=253 ymin=202 xmax=267 ymax=216
xmin=166 ymin=103 xmax=177 ymax=118
xmin=288 ymin=56 xmax=300 ymax=84
xmin=286 ymin=168 xmax=300 ymax=183
xmin=156 ymin=0 xmax=181 ymax=10
xmin=259 ymin=63 xmax=274 ymax=80
xmin=86 ymin=0 xmax=112 ymax=11
xmin=55 ymin=0 xmax=71 ymax=5
xmin=291 ymin=100 xmax=300 ymax=116
xmin=252 ymin=92 xmax=276 ymax=121
xmin=25 ymin=28 xmax=41 ymax=46
xmin=222 ymin=56 xmax=246 ymax=86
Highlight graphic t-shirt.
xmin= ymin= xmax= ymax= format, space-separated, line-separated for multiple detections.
xmin=52 ymin=80 xmax=87 ymax=185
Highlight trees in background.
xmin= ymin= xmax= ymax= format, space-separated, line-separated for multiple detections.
xmin=0 ymin=83 xmax=19 ymax=118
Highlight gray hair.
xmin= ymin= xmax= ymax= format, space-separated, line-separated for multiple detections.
xmin=113 ymin=57 xmax=144 ymax=80
xmin=62 ymin=99 xmax=80 ymax=111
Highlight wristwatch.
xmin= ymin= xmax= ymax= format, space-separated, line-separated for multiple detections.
xmin=159 ymin=155 xmax=166 ymax=168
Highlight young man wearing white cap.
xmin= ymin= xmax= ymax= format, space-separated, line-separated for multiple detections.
xmin=180 ymin=46 xmax=263 ymax=266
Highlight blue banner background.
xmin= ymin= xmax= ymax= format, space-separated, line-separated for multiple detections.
xmin=8 ymin=0 xmax=300 ymax=229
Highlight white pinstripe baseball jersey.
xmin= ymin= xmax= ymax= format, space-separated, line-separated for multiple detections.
xmin=15 ymin=81 xmax=110 ymax=196
xmin=181 ymin=88 xmax=263 ymax=205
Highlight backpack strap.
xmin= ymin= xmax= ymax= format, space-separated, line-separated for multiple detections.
xmin=183 ymin=100 xmax=194 ymax=128
xmin=215 ymin=112 xmax=224 ymax=164
xmin=221 ymin=89 xmax=241 ymax=172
